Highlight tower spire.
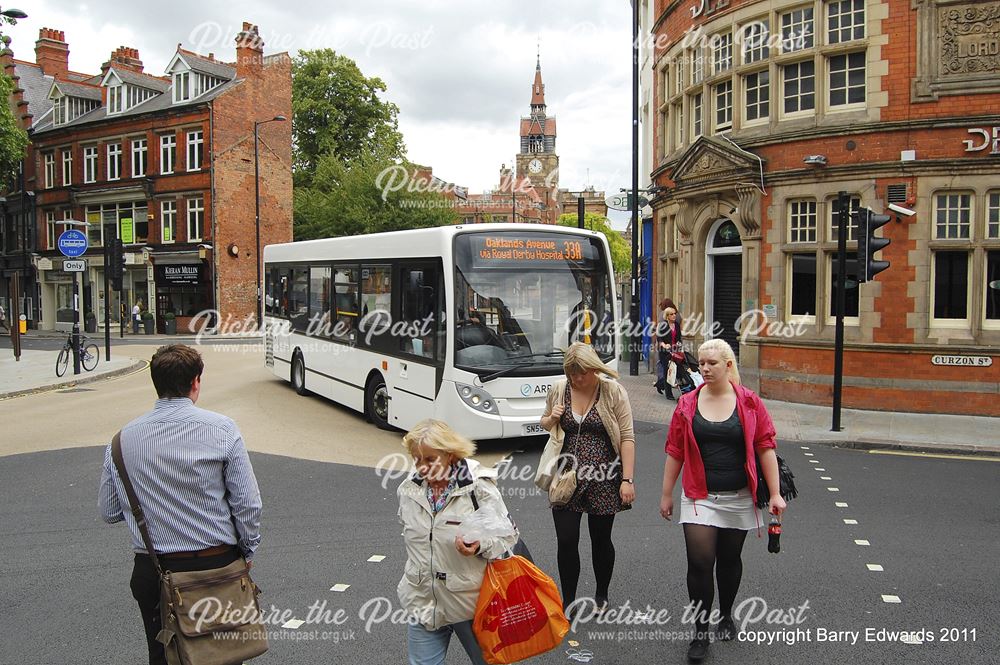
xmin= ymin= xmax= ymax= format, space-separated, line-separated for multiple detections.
xmin=531 ymin=45 xmax=545 ymax=110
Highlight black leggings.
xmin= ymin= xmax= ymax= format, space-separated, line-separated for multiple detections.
xmin=683 ymin=524 xmax=748 ymax=635
xmin=552 ymin=510 xmax=616 ymax=607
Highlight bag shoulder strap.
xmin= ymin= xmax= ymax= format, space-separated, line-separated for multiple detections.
xmin=111 ymin=431 xmax=163 ymax=576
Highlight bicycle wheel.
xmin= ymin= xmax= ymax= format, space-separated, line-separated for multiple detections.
xmin=55 ymin=348 xmax=69 ymax=377
xmin=82 ymin=344 xmax=100 ymax=371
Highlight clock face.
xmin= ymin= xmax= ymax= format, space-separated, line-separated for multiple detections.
xmin=528 ymin=159 xmax=543 ymax=174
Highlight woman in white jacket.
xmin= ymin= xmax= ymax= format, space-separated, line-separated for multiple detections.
xmin=397 ymin=419 xmax=519 ymax=665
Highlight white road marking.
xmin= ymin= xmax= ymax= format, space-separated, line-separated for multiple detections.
xmin=855 ymin=539 xmax=870 ymax=546
xmin=801 ymin=446 xmax=810 ymax=450
xmin=809 ymin=460 xmax=819 ymax=464
xmin=835 ymin=502 xmax=849 ymax=507
xmin=828 ymin=487 xmax=840 ymax=492
xmin=882 ymin=595 xmax=901 ymax=603
xmin=282 ymin=619 xmax=305 ymax=629
xmin=815 ymin=468 xmax=826 ymax=471
xmin=330 ymin=583 xmax=351 ymax=592
xmin=844 ymin=519 xmax=858 ymax=524
xmin=821 ymin=476 xmax=832 ymax=480
xmin=867 ymin=564 xmax=884 ymax=571
xmin=804 ymin=453 xmax=814 ymax=457
xmin=869 ymin=450 xmax=1000 ymax=463
xmin=367 ymin=555 xmax=386 ymax=563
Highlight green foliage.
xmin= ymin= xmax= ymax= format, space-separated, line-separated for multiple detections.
xmin=294 ymin=153 xmax=457 ymax=240
xmin=292 ymin=49 xmax=455 ymax=238
xmin=0 ymin=73 xmax=28 ymax=185
xmin=557 ymin=212 xmax=632 ymax=274
xmin=292 ymin=49 xmax=405 ymax=188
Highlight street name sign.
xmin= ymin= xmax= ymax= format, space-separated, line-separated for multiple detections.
xmin=931 ymin=355 xmax=992 ymax=367
xmin=57 ymin=229 xmax=88 ymax=258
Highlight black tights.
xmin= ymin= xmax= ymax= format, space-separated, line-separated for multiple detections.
xmin=552 ymin=510 xmax=616 ymax=607
xmin=683 ymin=524 xmax=748 ymax=636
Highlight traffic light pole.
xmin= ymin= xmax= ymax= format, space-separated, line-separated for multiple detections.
xmin=831 ymin=192 xmax=849 ymax=432
xmin=103 ymin=239 xmax=111 ymax=361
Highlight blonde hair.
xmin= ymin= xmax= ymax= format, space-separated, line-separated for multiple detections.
xmin=563 ymin=342 xmax=619 ymax=379
xmin=402 ymin=419 xmax=477 ymax=459
xmin=698 ymin=338 xmax=741 ymax=385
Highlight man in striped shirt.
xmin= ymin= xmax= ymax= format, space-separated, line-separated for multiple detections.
xmin=98 ymin=344 xmax=262 ymax=665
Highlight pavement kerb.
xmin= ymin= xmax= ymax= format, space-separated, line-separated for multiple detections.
xmin=788 ymin=438 xmax=1000 ymax=458
xmin=0 ymin=359 xmax=147 ymax=401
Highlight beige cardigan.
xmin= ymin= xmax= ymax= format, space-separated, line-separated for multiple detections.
xmin=542 ymin=377 xmax=635 ymax=454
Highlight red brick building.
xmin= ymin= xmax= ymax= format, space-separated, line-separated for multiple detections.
xmin=646 ymin=0 xmax=1000 ymax=414
xmin=2 ymin=22 xmax=291 ymax=333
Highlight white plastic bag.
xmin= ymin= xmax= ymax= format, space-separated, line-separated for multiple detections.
xmin=689 ymin=370 xmax=704 ymax=388
xmin=459 ymin=505 xmax=515 ymax=544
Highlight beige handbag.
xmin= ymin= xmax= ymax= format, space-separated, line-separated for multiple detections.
xmin=112 ymin=433 xmax=268 ymax=665
xmin=534 ymin=383 xmax=567 ymax=492
xmin=540 ymin=383 xmax=599 ymax=508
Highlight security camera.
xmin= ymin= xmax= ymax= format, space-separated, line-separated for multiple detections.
xmin=888 ymin=203 xmax=915 ymax=217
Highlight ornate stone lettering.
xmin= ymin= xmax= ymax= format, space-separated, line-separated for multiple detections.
xmin=913 ymin=0 xmax=1000 ymax=100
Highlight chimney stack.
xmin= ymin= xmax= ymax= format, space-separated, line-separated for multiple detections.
xmin=103 ymin=46 xmax=144 ymax=75
xmin=35 ymin=28 xmax=69 ymax=79
xmin=235 ymin=22 xmax=263 ymax=78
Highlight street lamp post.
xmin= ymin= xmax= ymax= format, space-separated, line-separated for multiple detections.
xmin=254 ymin=115 xmax=286 ymax=329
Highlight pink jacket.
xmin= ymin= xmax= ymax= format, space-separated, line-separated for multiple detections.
xmin=664 ymin=382 xmax=777 ymax=506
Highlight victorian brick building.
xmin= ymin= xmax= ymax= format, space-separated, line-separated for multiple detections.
xmin=1 ymin=22 xmax=291 ymax=332
xmin=643 ymin=0 xmax=1000 ymax=414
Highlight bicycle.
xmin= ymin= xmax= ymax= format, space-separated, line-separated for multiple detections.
xmin=55 ymin=334 xmax=100 ymax=377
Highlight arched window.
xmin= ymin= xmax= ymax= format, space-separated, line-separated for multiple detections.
xmin=711 ymin=219 xmax=742 ymax=249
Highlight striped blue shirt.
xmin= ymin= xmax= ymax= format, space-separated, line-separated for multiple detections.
xmin=98 ymin=398 xmax=262 ymax=560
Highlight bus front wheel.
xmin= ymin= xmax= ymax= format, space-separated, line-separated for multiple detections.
xmin=366 ymin=376 xmax=392 ymax=430
xmin=291 ymin=355 xmax=308 ymax=395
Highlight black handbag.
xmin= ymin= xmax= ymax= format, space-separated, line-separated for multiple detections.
xmin=754 ymin=454 xmax=798 ymax=509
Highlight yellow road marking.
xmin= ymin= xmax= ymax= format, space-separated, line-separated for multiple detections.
xmin=868 ymin=449 xmax=1000 ymax=462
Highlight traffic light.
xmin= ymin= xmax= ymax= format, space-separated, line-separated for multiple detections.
xmin=856 ymin=208 xmax=891 ymax=282
xmin=110 ymin=238 xmax=126 ymax=291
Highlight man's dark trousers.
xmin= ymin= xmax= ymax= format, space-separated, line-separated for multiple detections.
xmin=130 ymin=549 xmax=241 ymax=665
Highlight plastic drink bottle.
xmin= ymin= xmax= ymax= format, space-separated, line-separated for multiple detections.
xmin=767 ymin=516 xmax=782 ymax=554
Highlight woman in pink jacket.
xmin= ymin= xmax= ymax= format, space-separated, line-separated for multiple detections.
xmin=658 ymin=339 xmax=786 ymax=663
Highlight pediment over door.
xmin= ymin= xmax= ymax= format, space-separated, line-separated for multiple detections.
xmin=671 ymin=136 xmax=762 ymax=192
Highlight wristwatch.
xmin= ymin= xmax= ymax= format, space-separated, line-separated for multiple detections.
xmin=621 ymin=478 xmax=634 ymax=484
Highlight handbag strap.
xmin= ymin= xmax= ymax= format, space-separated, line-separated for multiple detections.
xmin=111 ymin=431 xmax=164 ymax=576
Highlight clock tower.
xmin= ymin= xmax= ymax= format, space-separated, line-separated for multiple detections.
xmin=516 ymin=54 xmax=559 ymax=195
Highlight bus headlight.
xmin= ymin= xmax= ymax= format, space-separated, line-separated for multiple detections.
xmin=456 ymin=383 xmax=496 ymax=413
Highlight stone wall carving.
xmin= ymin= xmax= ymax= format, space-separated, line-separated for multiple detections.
xmin=913 ymin=0 xmax=1000 ymax=100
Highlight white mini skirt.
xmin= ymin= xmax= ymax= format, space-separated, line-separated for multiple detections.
xmin=679 ymin=487 xmax=758 ymax=531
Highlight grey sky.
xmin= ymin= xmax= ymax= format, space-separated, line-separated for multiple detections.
xmin=8 ymin=1 xmax=634 ymax=228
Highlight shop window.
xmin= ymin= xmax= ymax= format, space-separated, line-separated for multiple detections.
xmin=828 ymin=253 xmax=859 ymax=319
xmin=933 ymin=251 xmax=968 ymax=320
xmin=788 ymin=199 xmax=817 ymax=242
xmin=789 ymin=253 xmax=817 ymax=318
xmin=986 ymin=251 xmax=1000 ymax=322
xmin=934 ymin=192 xmax=971 ymax=239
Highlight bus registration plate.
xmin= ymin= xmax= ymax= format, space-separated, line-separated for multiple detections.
xmin=522 ymin=423 xmax=546 ymax=436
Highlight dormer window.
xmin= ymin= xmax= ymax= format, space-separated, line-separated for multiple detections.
xmin=51 ymin=92 xmax=100 ymax=127
xmin=108 ymin=84 xmax=123 ymax=114
xmin=174 ymin=71 xmax=191 ymax=102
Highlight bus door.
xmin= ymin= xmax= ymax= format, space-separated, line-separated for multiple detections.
xmin=388 ymin=262 xmax=444 ymax=430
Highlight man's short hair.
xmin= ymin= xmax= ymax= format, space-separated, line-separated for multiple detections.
xmin=150 ymin=345 xmax=204 ymax=398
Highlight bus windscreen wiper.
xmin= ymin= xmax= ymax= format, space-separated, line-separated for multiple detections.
xmin=478 ymin=351 xmax=565 ymax=383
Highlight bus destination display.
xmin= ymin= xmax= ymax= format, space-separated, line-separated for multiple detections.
xmin=466 ymin=234 xmax=598 ymax=269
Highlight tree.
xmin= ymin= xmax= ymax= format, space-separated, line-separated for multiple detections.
xmin=294 ymin=153 xmax=457 ymax=240
xmin=292 ymin=49 xmax=405 ymax=188
xmin=558 ymin=212 xmax=631 ymax=274
xmin=0 ymin=70 xmax=28 ymax=185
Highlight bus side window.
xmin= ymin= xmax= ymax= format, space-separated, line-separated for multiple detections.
xmin=289 ymin=267 xmax=309 ymax=332
xmin=359 ymin=264 xmax=392 ymax=348
xmin=332 ymin=265 xmax=359 ymax=343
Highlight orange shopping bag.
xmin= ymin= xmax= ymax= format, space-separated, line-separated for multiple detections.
xmin=472 ymin=555 xmax=570 ymax=664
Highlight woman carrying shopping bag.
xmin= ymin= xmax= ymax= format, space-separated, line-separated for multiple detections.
xmin=396 ymin=419 xmax=518 ymax=665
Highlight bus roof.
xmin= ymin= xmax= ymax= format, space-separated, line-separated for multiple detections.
xmin=263 ymin=223 xmax=609 ymax=263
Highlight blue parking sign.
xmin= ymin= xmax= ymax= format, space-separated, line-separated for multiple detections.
xmin=57 ymin=229 xmax=88 ymax=258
